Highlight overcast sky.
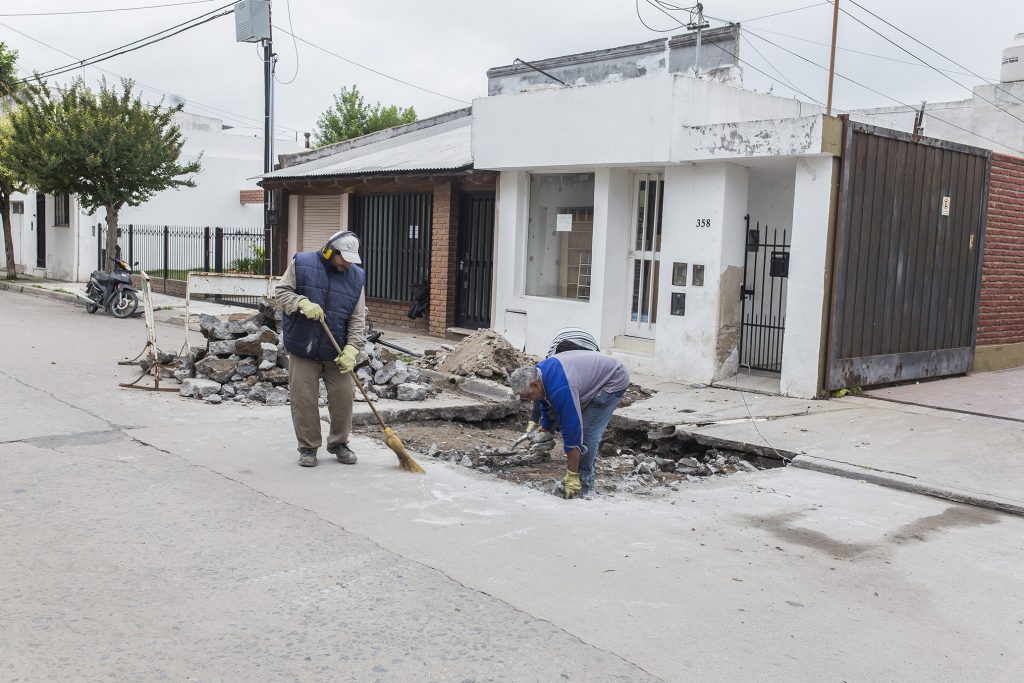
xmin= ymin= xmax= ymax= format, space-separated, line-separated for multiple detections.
xmin=2 ymin=0 xmax=1022 ymax=143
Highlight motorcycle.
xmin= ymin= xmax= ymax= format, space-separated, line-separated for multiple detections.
xmin=79 ymin=257 xmax=140 ymax=318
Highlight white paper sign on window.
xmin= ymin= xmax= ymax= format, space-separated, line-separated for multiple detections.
xmin=556 ymin=213 xmax=573 ymax=232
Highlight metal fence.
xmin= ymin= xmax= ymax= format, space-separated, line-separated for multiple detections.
xmin=97 ymin=223 xmax=267 ymax=306
xmin=350 ymin=193 xmax=433 ymax=301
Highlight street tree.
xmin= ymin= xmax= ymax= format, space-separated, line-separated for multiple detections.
xmin=0 ymin=41 xmax=23 ymax=280
xmin=7 ymin=77 xmax=200 ymax=272
xmin=313 ymin=84 xmax=416 ymax=146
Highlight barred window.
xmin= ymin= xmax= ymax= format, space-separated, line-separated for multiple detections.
xmin=54 ymin=193 xmax=70 ymax=226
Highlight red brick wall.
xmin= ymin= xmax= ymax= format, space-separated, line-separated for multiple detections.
xmin=133 ymin=275 xmax=187 ymax=298
xmin=429 ymin=181 xmax=458 ymax=337
xmin=977 ymin=153 xmax=1024 ymax=346
xmin=239 ymin=189 xmax=265 ymax=204
xmin=366 ymin=297 xmax=428 ymax=332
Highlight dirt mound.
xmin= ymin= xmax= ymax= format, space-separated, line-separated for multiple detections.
xmin=434 ymin=329 xmax=534 ymax=383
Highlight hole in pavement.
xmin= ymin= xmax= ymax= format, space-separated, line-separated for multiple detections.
xmin=354 ymin=415 xmax=787 ymax=498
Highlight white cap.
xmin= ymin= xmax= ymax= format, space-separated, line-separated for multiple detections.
xmin=326 ymin=230 xmax=361 ymax=264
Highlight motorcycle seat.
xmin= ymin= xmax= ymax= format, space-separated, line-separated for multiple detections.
xmin=92 ymin=271 xmax=113 ymax=282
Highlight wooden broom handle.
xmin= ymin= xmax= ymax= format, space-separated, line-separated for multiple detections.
xmin=318 ymin=318 xmax=389 ymax=430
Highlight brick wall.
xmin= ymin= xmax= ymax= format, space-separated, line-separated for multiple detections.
xmin=367 ymin=297 xmax=428 ymax=332
xmin=977 ymin=153 xmax=1024 ymax=346
xmin=239 ymin=189 xmax=265 ymax=204
xmin=428 ymin=181 xmax=458 ymax=337
xmin=133 ymin=275 xmax=187 ymax=298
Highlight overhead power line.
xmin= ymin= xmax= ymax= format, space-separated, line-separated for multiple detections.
xmin=21 ymin=4 xmax=235 ymax=83
xmin=837 ymin=0 xmax=1024 ymax=108
xmin=739 ymin=2 xmax=831 ymax=24
xmin=21 ymin=4 xmax=234 ymax=83
xmin=640 ymin=0 xmax=830 ymax=106
xmin=833 ymin=4 xmax=1024 ymax=126
xmin=0 ymin=19 xmax=305 ymax=135
xmin=740 ymin=25 xmax=992 ymax=80
xmin=637 ymin=0 xmax=1023 ymax=154
xmin=272 ymin=25 xmax=471 ymax=105
xmin=739 ymin=27 xmax=1024 ymax=154
xmin=0 ymin=0 xmax=220 ymax=17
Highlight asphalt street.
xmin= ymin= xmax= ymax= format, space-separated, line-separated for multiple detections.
xmin=2 ymin=291 xmax=1023 ymax=682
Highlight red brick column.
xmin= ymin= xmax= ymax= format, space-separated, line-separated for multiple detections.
xmin=429 ymin=181 xmax=458 ymax=337
xmin=977 ymin=153 xmax=1024 ymax=346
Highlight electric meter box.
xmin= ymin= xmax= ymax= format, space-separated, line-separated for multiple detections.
xmin=234 ymin=0 xmax=271 ymax=43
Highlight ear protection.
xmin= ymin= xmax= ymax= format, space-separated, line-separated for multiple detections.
xmin=322 ymin=231 xmax=356 ymax=260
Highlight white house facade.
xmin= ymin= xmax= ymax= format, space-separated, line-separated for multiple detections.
xmin=473 ymin=69 xmax=842 ymax=399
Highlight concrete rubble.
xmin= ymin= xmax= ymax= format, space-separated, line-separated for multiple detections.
xmin=425 ymin=329 xmax=533 ymax=382
xmin=152 ymin=298 xmax=437 ymax=405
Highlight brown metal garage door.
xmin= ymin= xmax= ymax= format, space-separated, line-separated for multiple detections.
xmin=826 ymin=120 xmax=992 ymax=390
xmin=300 ymin=195 xmax=341 ymax=252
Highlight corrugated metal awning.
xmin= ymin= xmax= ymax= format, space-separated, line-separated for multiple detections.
xmin=261 ymin=116 xmax=472 ymax=181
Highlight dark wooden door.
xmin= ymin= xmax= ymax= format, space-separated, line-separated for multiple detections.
xmin=455 ymin=193 xmax=495 ymax=329
xmin=35 ymin=192 xmax=45 ymax=268
xmin=827 ymin=120 xmax=992 ymax=390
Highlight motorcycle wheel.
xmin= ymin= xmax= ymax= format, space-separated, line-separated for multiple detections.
xmin=111 ymin=290 xmax=139 ymax=318
xmin=85 ymin=301 xmax=99 ymax=314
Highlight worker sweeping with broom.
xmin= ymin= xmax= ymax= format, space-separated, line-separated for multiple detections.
xmin=274 ymin=230 xmax=422 ymax=473
xmin=274 ymin=230 xmax=366 ymax=468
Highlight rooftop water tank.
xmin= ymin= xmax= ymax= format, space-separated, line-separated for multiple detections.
xmin=1001 ymin=33 xmax=1024 ymax=82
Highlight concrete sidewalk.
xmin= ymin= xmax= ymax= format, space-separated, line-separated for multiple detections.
xmin=624 ymin=370 xmax=1024 ymax=516
xmin=4 ymin=279 xmax=1021 ymax=516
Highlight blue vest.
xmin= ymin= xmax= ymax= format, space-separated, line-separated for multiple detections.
xmin=282 ymin=251 xmax=365 ymax=361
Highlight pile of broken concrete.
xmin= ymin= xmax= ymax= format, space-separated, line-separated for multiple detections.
xmin=175 ymin=300 xmax=291 ymax=405
xmin=422 ymin=329 xmax=534 ymax=383
xmin=164 ymin=299 xmax=435 ymax=405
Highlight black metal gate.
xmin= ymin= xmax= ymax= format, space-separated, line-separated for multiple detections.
xmin=740 ymin=215 xmax=790 ymax=372
xmin=456 ymin=192 xmax=495 ymax=329
xmin=350 ymin=193 xmax=433 ymax=301
xmin=826 ymin=119 xmax=991 ymax=390
xmin=35 ymin=192 xmax=45 ymax=268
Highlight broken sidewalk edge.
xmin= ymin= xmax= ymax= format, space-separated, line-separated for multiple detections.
xmin=793 ymin=455 xmax=1024 ymax=518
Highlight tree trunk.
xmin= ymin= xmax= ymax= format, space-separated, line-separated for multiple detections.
xmin=104 ymin=205 xmax=120 ymax=273
xmin=1 ymin=191 xmax=16 ymax=281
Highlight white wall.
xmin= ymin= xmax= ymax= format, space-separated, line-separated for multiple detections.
xmin=779 ymin=156 xmax=839 ymax=398
xmin=850 ymin=82 xmax=1024 ymax=156
xmin=473 ymin=74 xmax=817 ymax=171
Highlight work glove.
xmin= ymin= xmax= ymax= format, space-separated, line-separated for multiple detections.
xmin=561 ymin=470 xmax=582 ymax=500
xmin=525 ymin=420 xmax=537 ymax=433
xmin=297 ymin=298 xmax=324 ymax=321
xmin=334 ymin=344 xmax=358 ymax=374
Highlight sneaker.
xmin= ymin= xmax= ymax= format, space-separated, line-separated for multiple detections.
xmin=298 ymin=448 xmax=318 ymax=467
xmin=328 ymin=443 xmax=357 ymax=465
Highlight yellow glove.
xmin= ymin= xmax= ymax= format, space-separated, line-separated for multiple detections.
xmin=526 ymin=420 xmax=537 ymax=433
xmin=561 ymin=470 xmax=582 ymax=499
xmin=297 ymin=298 xmax=324 ymax=321
xmin=334 ymin=344 xmax=358 ymax=374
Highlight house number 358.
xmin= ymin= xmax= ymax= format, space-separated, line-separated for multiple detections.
xmin=696 ymin=218 xmax=712 ymax=228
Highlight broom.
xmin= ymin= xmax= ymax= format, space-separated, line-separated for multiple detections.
xmin=318 ymin=318 xmax=425 ymax=473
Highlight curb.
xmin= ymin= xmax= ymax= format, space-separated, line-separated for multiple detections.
xmin=792 ymin=455 xmax=1024 ymax=518
xmin=0 ymin=281 xmax=81 ymax=306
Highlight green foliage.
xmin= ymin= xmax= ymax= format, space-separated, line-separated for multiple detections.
xmin=7 ymin=77 xmax=200 ymax=270
xmin=0 ymin=40 xmax=18 ymax=98
xmin=230 ymin=244 xmax=265 ymax=274
xmin=7 ymin=77 xmax=200 ymax=213
xmin=313 ymin=84 xmax=416 ymax=146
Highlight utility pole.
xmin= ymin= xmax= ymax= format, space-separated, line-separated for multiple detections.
xmin=687 ymin=3 xmax=710 ymax=78
xmin=234 ymin=0 xmax=276 ymax=274
xmin=826 ymin=0 xmax=840 ymax=115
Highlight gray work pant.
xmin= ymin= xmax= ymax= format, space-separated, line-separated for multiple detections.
xmin=288 ymin=354 xmax=355 ymax=452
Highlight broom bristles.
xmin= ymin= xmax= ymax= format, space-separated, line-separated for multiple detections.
xmin=383 ymin=427 xmax=425 ymax=473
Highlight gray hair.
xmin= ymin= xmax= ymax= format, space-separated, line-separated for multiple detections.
xmin=509 ymin=366 xmax=541 ymax=396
